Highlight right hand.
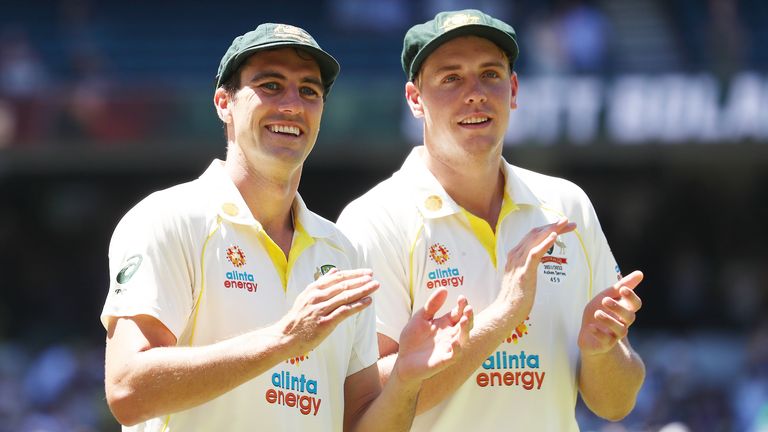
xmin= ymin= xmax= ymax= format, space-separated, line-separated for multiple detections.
xmin=277 ymin=268 xmax=379 ymax=357
xmin=498 ymin=218 xmax=576 ymax=318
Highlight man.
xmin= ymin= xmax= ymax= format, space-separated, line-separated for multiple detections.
xmin=338 ymin=9 xmax=645 ymax=431
xmin=101 ymin=23 xmax=472 ymax=432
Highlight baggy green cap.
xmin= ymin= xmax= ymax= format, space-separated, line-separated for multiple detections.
xmin=402 ymin=9 xmax=519 ymax=81
xmin=215 ymin=23 xmax=340 ymax=97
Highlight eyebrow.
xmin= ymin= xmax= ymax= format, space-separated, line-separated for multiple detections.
xmin=251 ymin=71 xmax=323 ymax=88
xmin=432 ymin=60 xmax=507 ymax=75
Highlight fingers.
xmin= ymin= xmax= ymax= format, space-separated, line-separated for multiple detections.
xmin=311 ymin=272 xmax=377 ymax=304
xmin=450 ymin=295 xmax=468 ymax=324
xmin=322 ymin=295 xmax=373 ymax=324
xmin=313 ymin=268 xmax=373 ymax=291
xmin=316 ymin=279 xmax=380 ymax=317
xmin=421 ymin=287 xmax=449 ymax=320
xmin=505 ymin=218 xmax=577 ymax=272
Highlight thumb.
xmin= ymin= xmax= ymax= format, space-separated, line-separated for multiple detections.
xmin=421 ymin=287 xmax=448 ymax=320
xmin=601 ymin=270 xmax=644 ymax=299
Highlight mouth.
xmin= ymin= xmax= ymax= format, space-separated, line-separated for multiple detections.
xmin=266 ymin=124 xmax=303 ymax=137
xmin=458 ymin=116 xmax=492 ymax=127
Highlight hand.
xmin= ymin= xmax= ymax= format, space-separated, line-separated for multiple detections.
xmin=393 ymin=288 xmax=473 ymax=383
xmin=277 ymin=268 xmax=379 ymax=357
xmin=578 ymin=271 xmax=644 ymax=356
xmin=498 ymin=218 xmax=577 ymax=316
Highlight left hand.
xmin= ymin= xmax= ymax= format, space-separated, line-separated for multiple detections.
xmin=578 ymin=271 xmax=643 ymax=356
xmin=393 ymin=288 xmax=473 ymax=383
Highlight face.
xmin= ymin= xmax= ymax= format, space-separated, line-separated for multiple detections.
xmin=215 ymin=47 xmax=324 ymax=176
xmin=406 ymin=36 xmax=518 ymax=166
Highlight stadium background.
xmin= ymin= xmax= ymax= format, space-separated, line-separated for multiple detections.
xmin=0 ymin=1 xmax=766 ymax=431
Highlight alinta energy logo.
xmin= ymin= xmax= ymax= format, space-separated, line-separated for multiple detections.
xmin=286 ymin=351 xmax=310 ymax=366
xmin=223 ymin=245 xmax=258 ymax=293
xmin=503 ymin=316 xmax=532 ymax=345
xmin=475 ymin=349 xmax=545 ymax=391
xmin=425 ymin=243 xmax=464 ymax=289
xmin=266 ymin=369 xmax=322 ymax=416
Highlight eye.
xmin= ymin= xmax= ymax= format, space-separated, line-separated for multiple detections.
xmin=261 ymin=82 xmax=281 ymax=91
xmin=482 ymin=70 xmax=500 ymax=79
xmin=299 ymin=86 xmax=320 ymax=97
xmin=442 ymin=74 xmax=460 ymax=84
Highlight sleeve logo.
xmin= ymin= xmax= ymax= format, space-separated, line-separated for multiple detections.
xmin=116 ymin=255 xmax=143 ymax=285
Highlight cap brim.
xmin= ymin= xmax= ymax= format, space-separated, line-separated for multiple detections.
xmin=410 ymin=24 xmax=519 ymax=81
xmin=217 ymin=41 xmax=340 ymax=95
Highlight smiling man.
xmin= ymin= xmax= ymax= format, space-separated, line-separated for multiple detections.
xmin=101 ymin=23 xmax=472 ymax=432
xmin=338 ymin=9 xmax=646 ymax=431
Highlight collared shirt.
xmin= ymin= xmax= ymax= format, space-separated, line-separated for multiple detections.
xmin=338 ymin=147 xmax=621 ymax=432
xmin=102 ymin=160 xmax=377 ymax=432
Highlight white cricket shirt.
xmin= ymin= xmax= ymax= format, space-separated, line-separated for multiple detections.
xmin=338 ymin=147 xmax=621 ymax=432
xmin=101 ymin=160 xmax=378 ymax=431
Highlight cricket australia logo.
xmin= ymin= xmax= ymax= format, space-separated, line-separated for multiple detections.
xmin=226 ymin=245 xmax=246 ymax=268
xmin=313 ymin=264 xmax=336 ymax=280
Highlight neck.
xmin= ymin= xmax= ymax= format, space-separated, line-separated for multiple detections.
xmin=420 ymin=146 xmax=505 ymax=227
xmin=224 ymin=157 xmax=299 ymax=238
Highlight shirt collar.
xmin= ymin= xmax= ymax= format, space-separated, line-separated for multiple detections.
xmin=200 ymin=159 xmax=334 ymax=238
xmin=397 ymin=146 xmax=542 ymax=219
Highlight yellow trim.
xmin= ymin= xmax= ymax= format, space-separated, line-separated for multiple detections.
xmin=408 ymin=224 xmax=424 ymax=308
xmin=258 ymin=218 xmax=315 ymax=292
xmin=160 ymin=415 xmax=170 ymax=432
xmin=461 ymin=193 xmax=518 ymax=268
xmin=538 ymin=206 xmax=593 ymax=298
xmin=188 ymin=217 xmax=223 ymax=346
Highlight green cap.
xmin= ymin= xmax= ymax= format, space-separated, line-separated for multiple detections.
xmin=402 ymin=9 xmax=519 ymax=81
xmin=215 ymin=23 xmax=340 ymax=97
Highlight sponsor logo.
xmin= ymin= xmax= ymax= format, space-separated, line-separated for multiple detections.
xmin=115 ymin=255 xmax=142 ymax=289
xmin=224 ymin=270 xmax=258 ymax=292
xmin=226 ymin=245 xmax=247 ymax=268
xmin=266 ymin=370 xmax=322 ymax=416
xmin=425 ymin=243 xmax=465 ymax=289
xmin=541 ymin=236 xmax=568 ymax=284
xmin=476 ymin=350 xmax=545 ymax=391
xmin=503 ymin=316 xmax=531 ymax=344
xmin=313 ymin=264 xmax=336 ymax=281
xmin=426 ymin=267 xmax=465 ymax=289
xmin=428 ymin=243 xmax=450 ymax=265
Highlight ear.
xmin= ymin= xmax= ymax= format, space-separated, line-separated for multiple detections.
xmin=405 ymin=81 xmax=424 ymax=119
xmin=509 ymin=72 xmax=519 ymax=111
xmin=214 ymin=87 xmax=232 ymax=123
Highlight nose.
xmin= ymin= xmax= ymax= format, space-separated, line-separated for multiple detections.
xmin=464 ymin=77 xmax=487 ymax=105
xmin=278 ymin=86 xmax=303 ymax=114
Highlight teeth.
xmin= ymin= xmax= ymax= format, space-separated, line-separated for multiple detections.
xmin=460 ymin=116 xmax=489 ymax=125
xmin=269 ymin=125 xmax=300 ymax=136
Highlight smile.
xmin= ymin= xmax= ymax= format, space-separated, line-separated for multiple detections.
xmin=267 ymin=125 xmax=302 ymax=136
xmin=459 ymin=116 xmax=490 ymax=125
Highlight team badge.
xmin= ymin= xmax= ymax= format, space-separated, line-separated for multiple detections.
xmin=313 ymin=264 xmax=336 ymax=280
xmin=226 ymin=245 xmax=247 ymax=268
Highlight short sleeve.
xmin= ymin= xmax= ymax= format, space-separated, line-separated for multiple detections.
xmin=337 ymin=198 xmax=413 ymax=344
xmin=101 ymin=194 xmax=195 ymax=339
xmin=577 ymin=192 xmax=622 ymax=300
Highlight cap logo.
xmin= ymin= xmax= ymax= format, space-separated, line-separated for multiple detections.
xmin=273 ymin=24 xmax=313 ymax=44
xmin=440 ymin=13 xmax=481 ymax=32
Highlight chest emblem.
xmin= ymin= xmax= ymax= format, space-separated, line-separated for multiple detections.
xmin=540 ymin=236 xmax=568 ymax=284
xmin=226 ymin=245 xmax=247 ymax=268
xmin=425 ymin=243 xmax=465 ymax=289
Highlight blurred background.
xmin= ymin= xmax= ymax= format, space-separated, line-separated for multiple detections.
xmin=0 ymin=0 xmax=766 ymax=431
